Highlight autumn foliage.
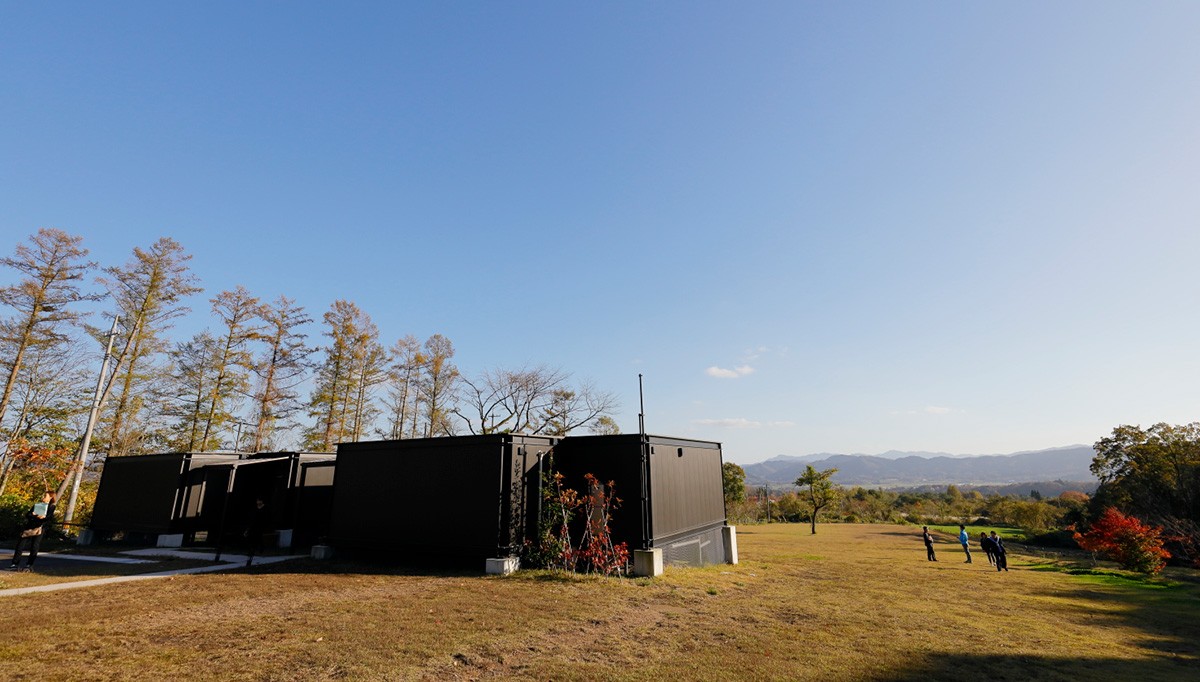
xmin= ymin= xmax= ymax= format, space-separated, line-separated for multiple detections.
xmin=1073 ymin=507 xmax=1171 ymax=574
xmin=525 ymin=468 xmax=629 ymax=576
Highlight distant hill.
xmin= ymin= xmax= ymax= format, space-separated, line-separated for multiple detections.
xmin=741 ymin=445 xmax=1097 ymax=488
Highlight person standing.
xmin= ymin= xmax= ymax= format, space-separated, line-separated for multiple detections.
xmin=245 ymin=497 xmax=270 ymax=568
xmin=958 ymin=524 xmax=972 ymax=563
xmin=922 ymin=526 xmax=937 ymax=561
xmin=979 ymin=531 xmax=996 ymax=566
xmin=990 ymin=531 xmax=1009 ymax=572
xmin=10 ymin=492 xmax=56 ymax=572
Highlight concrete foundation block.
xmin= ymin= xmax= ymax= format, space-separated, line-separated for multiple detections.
xmin=311 ymin=544 xmax=334 ymax=560
xmin=277 ymin=529 xmax=293 ymax=549
xmin=485 ymin=556 xmax=520 ymax=575
xmin=156 ymin=533 xmax=184 ymax=548
xmin=723 ymin=525 xmax=739 ymax=565
xmin=75 ymin=528 xmax=95 ymax=546
xmin=633 ymin=548 xmax=663 ymax=577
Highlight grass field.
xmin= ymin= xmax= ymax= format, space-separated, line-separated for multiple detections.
xmin=1 ymin=524 xmax=1196 ymax=681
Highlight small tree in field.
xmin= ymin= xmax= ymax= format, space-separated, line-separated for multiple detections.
xmin=723 ymin=462 xmax=746 ymax=506
xmin=1074 ymin=507 xmax=1171 ymax=574
xmin=795 ymin=465 xmax=840 ymax=535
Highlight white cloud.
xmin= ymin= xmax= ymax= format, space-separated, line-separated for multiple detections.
xmin=694 ymin=418 xmax=795 ymax=430
xmin=891 ymin=406 xmax=959 ymax=416
xmin=741 ymin=346 xmax=770 ymax=362
xmin=706 ymin=365 xmax=755 ymax=379
xmin=695 ymin=418 xmax=762 ymax=428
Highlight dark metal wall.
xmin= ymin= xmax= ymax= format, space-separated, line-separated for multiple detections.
xmin=90 ymin=454 xmax=192 ymax=533
xmin=329 ymin=435 xmax=555 ymax=563
xmin=646 ymin=437 xmax=725 ymax=544
xmin=550 ymin=435 xmax=648 ymax=550
xmin=551 ymin=434 xmax=726 ymax=565
xmin=91 ymin=452 xmax=333 ymax=546
xmin=293 ymin=460 xmax=336 ymax=546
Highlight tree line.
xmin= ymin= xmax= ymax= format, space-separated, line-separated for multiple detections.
xmin=725 ymin=421 xmax=1200 ymax=573
xmin=0 ymin=229 xmax=620 ymax=518
xmin=723 ymin=462 xmax=1088 ymax=539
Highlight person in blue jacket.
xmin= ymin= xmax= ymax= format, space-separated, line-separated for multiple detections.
xmin=958 ymin=524 xmax=972 ymax=563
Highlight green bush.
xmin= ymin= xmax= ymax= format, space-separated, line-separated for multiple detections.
xmin=0 ymin=494 xmax=32 ymax=540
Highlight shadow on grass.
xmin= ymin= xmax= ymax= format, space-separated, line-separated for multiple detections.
xmin=876 ymin=652 xmax=1196 ymax=682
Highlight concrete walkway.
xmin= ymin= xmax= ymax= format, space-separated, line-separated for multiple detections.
xmin=0 ymin=550 xmax=307 ymax=598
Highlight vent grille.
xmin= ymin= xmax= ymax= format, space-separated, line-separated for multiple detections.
xmin=661 ymin=525 xmax=725 ymax=567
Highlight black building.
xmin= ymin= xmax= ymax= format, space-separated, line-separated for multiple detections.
xmin=328 ymin=433 xmax=729 ymax=570
xmin=551 ymin=434 xmax=728 ymax=566
xmin=89 ymin=451 xmax=335 ymax=547
xmin=329 ymin=434 xmax=557 ymax=565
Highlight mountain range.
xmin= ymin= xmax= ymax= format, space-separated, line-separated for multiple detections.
xmin=740 ymin=445 xmax=1097 ymax=488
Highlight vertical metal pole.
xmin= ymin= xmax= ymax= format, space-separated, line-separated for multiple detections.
xmin=638 ymin=374 xmax=645 ymax=436
xmin=64 ymin=315 xmax=119 ymax=526
xmin=638 ymin=374 xmax=651 ymax=550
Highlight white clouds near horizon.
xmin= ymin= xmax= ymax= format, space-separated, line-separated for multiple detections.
xmin=706 ymin=365 xmax=755 ymax=379
xmin=695 ymin=418 xmax=795 ymax=429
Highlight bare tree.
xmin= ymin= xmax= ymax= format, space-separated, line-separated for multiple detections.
xmin=0 ymin=343 xmax=90 ymax=495
xmin=453 ymin=366 xmax=618 ymax=436
xmin=0 ymin=229 xmax=96 ymax=446
xmin=347 ymin=317 xmax=387 ymax=442
xmin=305 ymin=300 xmax=383 ymax=451
xmin=537 ymin=381 xmax=620 ymax=436
xmin=164 ymin=331 xmax=222 ymax=451
xmin=250 ymin=296 xmax=311 ymax=452
xmin=416 ymin=334 xmax=457 ymax=437
xmin=379 ymin=335 xmax=420 ymax=440
xmin=453 ymin=365 xmax=567 ymax=435
xmin=95 ymin=237 xmax=202 ymax=457
xmin=198 ymin=287 xmax=263 ymax=448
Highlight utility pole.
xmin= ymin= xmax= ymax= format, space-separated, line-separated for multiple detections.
xmin=63 ymin=315 xmax=119 ymax=526
xmin=232 ymin=420 xmax=254 ymax=452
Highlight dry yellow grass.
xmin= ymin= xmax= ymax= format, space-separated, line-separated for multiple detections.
xmin=0 ymin=524 xmax=1195 ymax=681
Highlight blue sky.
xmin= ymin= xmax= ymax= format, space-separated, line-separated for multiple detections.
xmin=3 ymin=3 xmax=1199 ymax=464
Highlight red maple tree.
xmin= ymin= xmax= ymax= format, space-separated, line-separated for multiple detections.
xmin=1073 ymin=507 xmax=1171 ymax=574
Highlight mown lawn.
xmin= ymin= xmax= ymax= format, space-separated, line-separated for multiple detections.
xmin=0 ymin=523 xmax=1195 ymax=681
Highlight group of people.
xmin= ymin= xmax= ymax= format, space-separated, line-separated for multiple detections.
xmin=922 ymin=524 xmax=1008 ymax=571
xmin=8 ymin=491 xmax=57 ymax=572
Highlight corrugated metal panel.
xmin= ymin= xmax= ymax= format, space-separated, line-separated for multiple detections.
xmin=647 ymin=439 xmax=725 ymax=543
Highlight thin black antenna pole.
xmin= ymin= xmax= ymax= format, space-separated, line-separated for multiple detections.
xmin=638 ymin=373 xmax=645 ymax=435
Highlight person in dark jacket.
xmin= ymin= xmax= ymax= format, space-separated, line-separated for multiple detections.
xmin=246 ymin=497 xmax=270 ymax=567
xmin=10 ymin=492 xmax=56 ymax=572
xmin=990 ymin=531 xmax=1009 ymax=572
xmin=980 ymin=531 xmax=997 ymax=566
xmin=922 ymin=526 xmax=937 ymax=561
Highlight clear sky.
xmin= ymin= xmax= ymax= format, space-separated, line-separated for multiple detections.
xmin=3 ymin=3 xmax=1199 ymax=464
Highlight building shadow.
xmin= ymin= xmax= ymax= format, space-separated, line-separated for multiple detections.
xmin=875 ymin=652 xmax=1195 ymax=682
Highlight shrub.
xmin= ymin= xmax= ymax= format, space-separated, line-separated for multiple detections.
xmin=1074 ymin=507 xmax=1171 ymax=574
xmin=0 ymin=494 xmax=32 ymax=540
